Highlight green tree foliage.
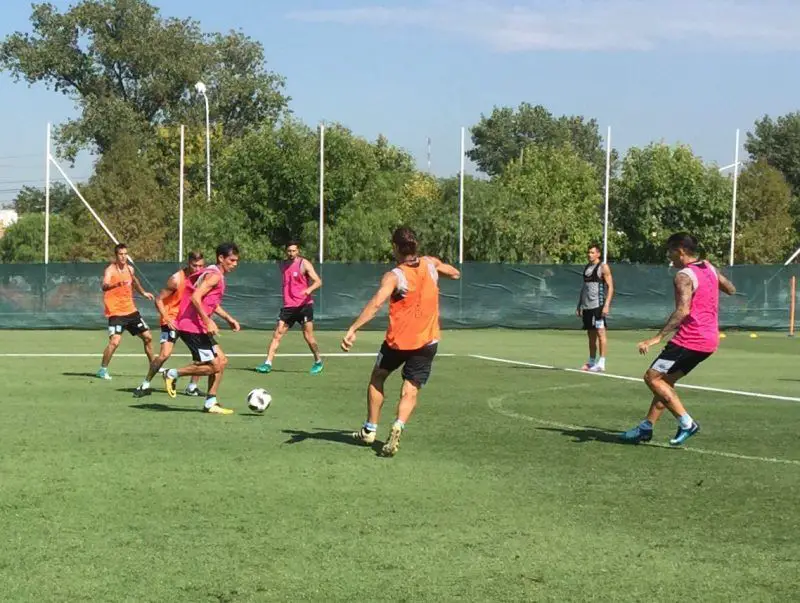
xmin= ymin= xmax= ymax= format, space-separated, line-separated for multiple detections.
xmin=611 ymin=144 xmax=732 ymax=264
xmin=467 ymin=103 xmax=613 ymax=179
xmin=0 ymin=0 xmax=288 ymax=161
xmin=13 ymin=183 xmax=77 ymax=215
xmin=734 ymin=160 xmax=794 ymax=264
xmin=745 ymin=113 xmax=800 ymax=198
xmin=0 ymin=213 xmax=77 ymax=262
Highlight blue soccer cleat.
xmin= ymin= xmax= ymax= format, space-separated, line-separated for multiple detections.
xmin=309 ymin=360 xmax=324 ymax=375
xmin=670 ymin=422 xmax=700 ymax=446
xmin=619 ymin=425 xmax=653 ymax=444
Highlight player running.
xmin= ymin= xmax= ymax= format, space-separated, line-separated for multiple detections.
xmin=576 ymin=243 xmax=614 ymax=372
xmin=620 ymin=233 xmax=736 ymax=446
xmin=133 ymin=251 xmax=205 ymax=398
xmin=162 ymin=243 xmax=241 ymax=415
xmin=341 ymin=227 xmax=460 ymax=457
xmin=256 ymin=241 xmax=324 ymax=375
xmin=97 ymin=242 xmax=155 ymax=380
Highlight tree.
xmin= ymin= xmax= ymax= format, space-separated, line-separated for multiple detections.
xmin=467 ymin=103 xmax=613 ymax=179
xmin=734 ymin=160 xmax=794 ymax=264
xmin=1 ymin=0 xmax=288 ymax=162
xmin=611 ymin=144 xmax=732 ymax=264
xmin=13 ymin=182 xmax=78 ymax=215
xmin=68 ymin=134 xmax=169 ymax=260
xmin=0 ymin=213 xmax=77 ymax=263
xmin=745 ymin=113 xmax=800 ymax=197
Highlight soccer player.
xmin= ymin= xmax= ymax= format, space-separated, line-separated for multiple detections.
xmin=620 ymin=233 xmax=736 ymax=446
xmin=97 ymin=242 xmax=155 ymax=380
xmin=162 ymin=243 xmax=241 ymax=415
xmin=341 ymin=227 xmax=460 ymax=457
xmin=256 ymin=241 xmax=324 ymax=375
xmin=576 ymin=243 xmax=614 ymax=372
xmin=133 ymin=251 xmax=205 ymax=398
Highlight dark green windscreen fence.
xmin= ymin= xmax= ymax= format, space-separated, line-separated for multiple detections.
xmin=0 ymin=263 xmax=797 ymax=331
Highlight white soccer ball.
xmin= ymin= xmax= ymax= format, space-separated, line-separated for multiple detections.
xmin=247 ymin=388 xmax=272 ymax=412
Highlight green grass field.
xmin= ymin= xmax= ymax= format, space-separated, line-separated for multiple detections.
xmin=1 ymin=328 xmax=799 ymax=602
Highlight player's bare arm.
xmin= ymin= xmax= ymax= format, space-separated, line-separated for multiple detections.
xmin=341 ymin=271 xmax=398 ymax=351
xmin=427 ymin=256 xmax=461 ymax=280
xmin=130 ymin=267 xmax=155 ymax=301
xmin=637 ymin=272 xmax=693 ymax=354
xmin=718 ymin=271 xmax=736 ymax=295
xmin=301 ymin=259 xmax=323 ymax=296
xmin=213 ymin=305 xmax=240 ymax=332
xmin=191 ymin=272 xmax=221 ymax=335
xmin=154 ymin=274 xmax=178 ymax=327
xmin=602 ymin=264 xmax=615 ymax=316
xmin=100 ymin=265 xmax=121 ymax=291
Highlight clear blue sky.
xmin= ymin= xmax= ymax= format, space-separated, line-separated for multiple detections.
xmin=2 ymin=0 xmax=800 ymax=205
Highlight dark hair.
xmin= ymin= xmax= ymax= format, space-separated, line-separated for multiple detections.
xmin=114 ymin=243 xmax=127 ymax=253
xmin=285 ymin=240 xmax=300 ymax=249
xmin=588 ymin=243 xmax=601 ymax=253
xmin=392 ymin=227 xmax=418 ymax=257
xmin=666 ymin=232 xmax=699 ymax=255
xmin=216 ymin=242 xmax=240 ymax=259
xmin=187 ymin=250 xmax=204 ymax=262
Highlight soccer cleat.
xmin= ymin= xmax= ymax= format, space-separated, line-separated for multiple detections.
xmin=162 ymin=370 xmax=177 ymax=399
xmin=184 ymin=385 xmax=205 ymax=397
xmin=204 ymin=404 xmax=234 ymax=415
xmin=588 ymin=364 xmax=605 ymax=373
xmin=309 ymin=360 xmax=324 ymax=375
xmin=96 ymin=368 xmax=112 ymax=380
xmin=619 ymin=425 xmax=653 ymax=444
xmin=670 ymin=422 xmax=700 ymax=446
xmin=255 ymin=362 xmax=272 ymax=374
xmin=380 ymin=426 xmax=403 ymax=457
xmin=132 ymin=385 xmax=151 ymax=398
xmin=352 ymin=427 xmax=376 ymax=445
xmin=580 ymin=362 xmax=594 ymax=372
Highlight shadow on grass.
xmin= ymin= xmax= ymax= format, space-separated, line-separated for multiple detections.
xmin=535 ymin=424 xmax=640 ymax=446
xmin=62 ymin=372 xmax=102 ymax=378
xmin=129 ymin=402 xmax=201 ymax=413
xmin=282 ymin=427 xmax=382 ymax=453
xmin=230 ymin=367 xmax=307 ymax=375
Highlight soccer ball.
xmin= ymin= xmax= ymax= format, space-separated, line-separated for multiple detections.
xmin=247 ymin=388 xmax=272 ymax=412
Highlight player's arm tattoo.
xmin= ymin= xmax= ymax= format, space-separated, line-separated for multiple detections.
xmin=656 ymin=272 xmax=693 ymax=338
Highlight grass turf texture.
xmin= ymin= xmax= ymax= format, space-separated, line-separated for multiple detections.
xmin=1 ymin=329 xmax=798 ymax=601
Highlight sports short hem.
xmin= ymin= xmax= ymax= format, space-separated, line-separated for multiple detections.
xmin=582 ymin=307 xmax=607 ymax=330
xmin=649 ymin=342 xmax=712 ymax=376
xmin=375 ymin=341 xmax=438 ymax=387
xmin=178 ymin=331 xmax=218 ymax=363
xmin=108 ymin=312 xmax=149 ymax=336
xmin=278 ymin=304 xmax=314 ymax=328
xmin=159 ymin=324 xmax=178 ymax=344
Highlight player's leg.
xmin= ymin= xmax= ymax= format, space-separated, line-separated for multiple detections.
xmin=203 ymin=345 xmax=229 ymax=411
xmin=589 ymin=314 xmax=607 ymax=372
xmin=353 ymin=342 xmax=401 ymax=445
xmin=581 ymin=311 xmax=597 ymax=370
xmin=381 ymin=343 xmax=436 ymax=457
xmin=256 ymin=319 xmax=291 ymax=373
xmin=163 ymin=333 xmax=230 ymax=413
xmin=134 ymin=333 xmax=174 ymax=397
xmin=302 ymin=310 xmax=323 ymax=374
xmin=98 ymin=322 xmax=123 ymax=379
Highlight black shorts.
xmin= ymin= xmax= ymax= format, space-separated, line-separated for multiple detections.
xmin=582 ymin=308 xmax=607 ymax=330
xmin=649 ymin=342 xmax=712 ymax=376
xmin=279 ymin=304 xmax=314 ymax=328
xmin=159 ymin=324 xmax=178 ymax=344
xmin=107 ymin=312 xmax=149 ymax=337
xmin=375 ymin=341 xmax=438 ymax=387
xmin=178 ymin=331 xmax=218 ymax=363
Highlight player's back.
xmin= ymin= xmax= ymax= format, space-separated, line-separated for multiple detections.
xmin=161 ymin=270 xmax=186 ymax=326
xmin=386 ymin=257 xmax=440 ymax=350
xmin=672 ymin=260 xmax=719 ymax=353
xmin=104 ymin=264 xmax=135 ymax=317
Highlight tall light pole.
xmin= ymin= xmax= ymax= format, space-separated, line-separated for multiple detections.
xmin=195 ymin=81 xmax=211 ymax=202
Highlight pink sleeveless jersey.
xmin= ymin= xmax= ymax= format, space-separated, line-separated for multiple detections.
xmin=282 ymin=258 xmax=312 ymax=308
xmin=671 ymin=261 xmax=719 ymax=354
xmin=176 ymin=265 xmax=226 ymax=334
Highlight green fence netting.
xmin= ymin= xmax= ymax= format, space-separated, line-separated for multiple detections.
xmin=1 ymin=263 xmax=797 ymax=331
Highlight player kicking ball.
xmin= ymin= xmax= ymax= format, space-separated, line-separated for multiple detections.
xmin=620 ymin=233 xmax=735 ymax=446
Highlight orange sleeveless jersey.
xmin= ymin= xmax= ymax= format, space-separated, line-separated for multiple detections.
xmin=385 ymin=257 xmax=440 ymax=350
xmin=161 ymin=270 xmax=186 ymax=325
xmin=103 ymin=265 xmax=136 ymax=317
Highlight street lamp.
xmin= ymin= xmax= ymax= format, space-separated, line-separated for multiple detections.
xmin=195 ymin=81 xmax=211 ymax=202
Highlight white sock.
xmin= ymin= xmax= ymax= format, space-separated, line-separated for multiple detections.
xmin=140 ymin=380 xmax=150 ymax=389
xmin=597 ymin=357 xmax=606 ymax=367
xmin=167 ymin=368 xmax=178 ymax=380
xmin=186 ymin=382 xmax=198 ymax=391
xmin=204 ymin=396 xmax=217 ymax=410
xmin=679 ymin=413 xmax=694 ymax=429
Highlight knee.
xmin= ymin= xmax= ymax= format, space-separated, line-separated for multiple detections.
xmin=369 ymin=369 xmax=388 ymax=389
xmin=108 ymin=337 xmax=121 ymax=349
xmin=644 ymin=369 xmax=661 ymax=387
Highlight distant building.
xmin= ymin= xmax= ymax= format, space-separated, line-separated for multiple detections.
xmin=0 ymin=209 xmax=18 ymax=238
